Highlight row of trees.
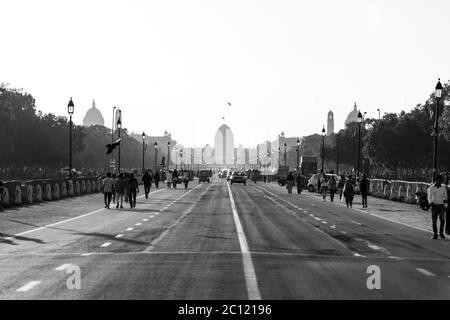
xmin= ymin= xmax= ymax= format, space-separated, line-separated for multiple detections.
xmin=298 ymin=80 xmax=450 ymax=181
xmin=0 ymin=84 xmax=166 ymax=174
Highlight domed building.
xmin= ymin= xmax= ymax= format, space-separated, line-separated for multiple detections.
xmin=344 ymin=102 xmax=359 ymax=126
xmin=83 ymin=99 xmax=105 ymax=127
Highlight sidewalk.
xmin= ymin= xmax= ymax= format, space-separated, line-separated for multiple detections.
xmin=265 ymin=182 xmax=435 ymax=233
xmin=306 ymin=191 xmax=433 ymax=233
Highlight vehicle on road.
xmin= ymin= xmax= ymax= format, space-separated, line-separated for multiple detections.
xmin=219 ymin=169 xmax=229 ymax=179
xmin=307 ymin=173 xmax=340 ymax=192
xmin=198 ymin=169 xmax=211 ymax=183
xmin=230 ymin=171 xmax=247 ymax=185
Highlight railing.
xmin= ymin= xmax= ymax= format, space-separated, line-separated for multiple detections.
xmin=368 ymin=179 xmax=431 ymax=204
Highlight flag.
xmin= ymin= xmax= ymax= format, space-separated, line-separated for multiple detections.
xmin=106 ymin=138 xmax=121 ymax=155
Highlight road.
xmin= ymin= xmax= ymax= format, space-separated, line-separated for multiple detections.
xmin=1 ymin=176 xmax=450 ymax=299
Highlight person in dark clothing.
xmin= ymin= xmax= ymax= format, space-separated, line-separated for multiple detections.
xmin=154 ymin=170 xmax=160 ymax=189
xmin=142 ymin=170 xmax=153 ymax=199
xmin=337 ymin=175 xmax=346 ymax=201
xmin=0 ymin=180 xmax=4 ymax=210
xmin=344 ymin=175 xmax=355 ymax=208
xmin=172 ymin=169 xmax=179 ymax=189
xmin=329 ymin=175 xmax=337 ymax=202
xmin=296 ymin=174 xmax=303 ymax=194
xmin=445 ymin=175 xmax=450 ymax=235
xmin=128 ymin=173 xmax=140 ymax=208
xmin=360 ymin=173 xmax=369 ymax=208
xmin=286 ymin=172 xmax=294 ymax=194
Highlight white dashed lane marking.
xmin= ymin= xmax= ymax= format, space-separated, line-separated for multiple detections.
xmin=416 ymin=268 xmax=436 ymax=277
xmin=115 ymin=234 xmax=124 ymax=238
xmin=17 ymin=281 xmax=41 ymax=292
xmin=101 ymin=242 xmax=112 ymax=247
xmin=126 ymin=228 xmax=134 ymax=231
xmin=55 ymin=264 xmax=71 ymax=271
xmin=143 ymin=219 xmax=148 ymax=222
xmin=135 ymin=223 xmax=142 ymax=226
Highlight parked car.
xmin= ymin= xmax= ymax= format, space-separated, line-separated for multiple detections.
xmin=230 ymin=171 xmax=247 ymax=185
xmin=198 ymin=169 xmax=211 ymax=183
xmin=307 ymin=173 xmax=341 ymax=192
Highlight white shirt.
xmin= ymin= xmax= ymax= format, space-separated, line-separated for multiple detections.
xmin=427 ymin=184 xmax=448 ymax=205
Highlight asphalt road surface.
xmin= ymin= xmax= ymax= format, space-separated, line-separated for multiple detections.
xmin=1 ymin=177 xmax=450 ymax=299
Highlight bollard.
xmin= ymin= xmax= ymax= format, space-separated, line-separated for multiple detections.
xmin=81 ymin=180 xmax=86 ymax=193
xmin=1 ymin=186 xmax=9 ymax=207
xmin=52 ymin=182 xmax=60 ymax=200
xmin=75 ymin=181 xmax=80 ymax=195
xmin=61 ymin=182 xmax=67 ymax=197
xmin=35 ymin=184 xmax=42 ymax=202
xmin=86 ymin=180 xmax=91 ymax=193
xmin=44 ymin=182 xmax=52 ymax=201
xmin=68 ymin=181 xmax=74 ymax=196
xmin=21 ymin=185 xmax=33 ymax=204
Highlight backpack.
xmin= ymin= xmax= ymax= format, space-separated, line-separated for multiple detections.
xmin=344 ymin=181 xmax=354 ymax=195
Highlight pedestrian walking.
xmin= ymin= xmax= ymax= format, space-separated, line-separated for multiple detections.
xmin=166 ymin=171 xmax=173 ymax=189
xmin=114 ymin=173 xmax=124 ymax=209
xmin=183 ymin=170 xmax=189 ymax=189
xmin=123 ymin=173 xmax=130 ymax=203
xmin=173 ymin=168 xmax=179 ymax=189
xmin=286 ymin=172 xmax=294 ymax=194
xmin=329 ymin=175 xmax=337 ymax=202
xmin=154 ymin=170 xmax=160 ymax=189
xmin=296 ymin=173 xmax=303 ymax=194
xmin=445 ymin=174 xmax=450 ymax=235
xmin=337 ymin=175 xmax=346 ymax=202
xmin=128 ymin=173 xmax=140 ymax=208
xmin=0 ymin=179 xmax=4 ymax=210
xmin=111 ymin=173 xmax=116 ymax=203
xmin=142 ymin=170 xmax=153 ymax=199
xmin=343 ymin=175 xmax=355 ymax=208
xmin=360 ymin=173 xmax=369 ymax=208
xmin=320 ymin=173 xmax=329 ymax=201
xmin=102 ymin=172 xmax=114 ymax=209
xmin=427 ymin=174 xmax=448 ymax=239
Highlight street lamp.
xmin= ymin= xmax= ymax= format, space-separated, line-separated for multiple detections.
xmin=336 ymin=134 xmax=339 ymax=175
xmin=180 ymin=149 xmax=183 ymax=171
xmin=111 ymin=107 xmax=116 ymax=170
xmin=321 ymin=126 xmax=326 ymax=173
xmin=377 ymin=108 xmax=381 ymax=120
xmin=432 ymin=78 xmax=443 ymax=182
xmin=284 ymin=142 xmax=287 ymax=168
xmin=116 ymin=118 xmax=122 ymax=173
xmin=296 ymin=138 xmax=300 ymax=174
xmin=175 ymin=147 xmax=178 ymax=169
xmin=154 ymin=142 xmax=158 ymax=170
xmin=357 ymin=111 xmax=363 ymax=179
xmin=142 ymin=132 xmax=146 ymax=173
xmin=67 ymin=98 xmax=74 ymax=179
xmin=278 ymin=147 xmax=281 ymax=169
xmin=167 ymin=141 xmax=171 ymax=170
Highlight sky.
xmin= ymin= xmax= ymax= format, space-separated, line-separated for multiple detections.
xmin=1 ymin=0 xmax=449 ymax=148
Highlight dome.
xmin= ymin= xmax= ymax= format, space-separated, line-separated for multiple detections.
xmin=83 ymin=99 xmax=105 ymax=127
xmin=344 ymin=102 xmax=359 ymax=126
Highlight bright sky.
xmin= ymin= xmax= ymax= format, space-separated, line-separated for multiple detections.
xmin=1 ymin=0 xmax=449 ymax=148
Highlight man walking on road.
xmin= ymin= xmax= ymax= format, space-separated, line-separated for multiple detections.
xmin=142 ymin=170 xmax=153 ymax=199
xmin=114 ymin=173 xmax=124 ymax=209
xmin=0 ymin=179 xmax=4 ymax=210
xmin=343 ymin=175 xmax=355 ymax=208
xmin=427 ymin=174 xmax=448 ymax=239
xmin=360 ymin=173 xmax=369 ymax=208
xmin=154 ymin=170 xmax=160 ymax=189
xmin=128 ymin=173 xmax=139 ymax=208
xmin=102 ymin=172 xmax=114 ymax=209
xmin=296 ymin=173 xmax=303 ymax=194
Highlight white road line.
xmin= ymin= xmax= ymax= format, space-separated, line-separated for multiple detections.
xmin=17 ymin=281 xmax=41 ymax=292
xmin=227 ymin=182 xmax=261 ymax=300
xmin=388 ymin=256 xmax=403 ymax=260
xmin=143 ymin=219 xmax=149 ymax=222
xmin=416 ymin=268 xmax=436 ymax=276
xmin=353 ymin=253 xmax=365 ymax=257
xmin=101 ymin=242 xmax=111 ymax=247
xmin=115 ymin=234 xmax=124 ymax=238
xmin=126 ymin=227 xmax=134 ymax=231
xmin=321 ymin=221 xmax=328 ymax=224
xmin=341 ymin=231 xmax=347 ymax=234
xmin=135 ymin=223 xmax=142 ymax=226
xmin=55 ymin=264 xmax=71 ymax=271
xmin=330 ymin=225 xmax=336 ymax=229
xmin=6 ymin=189 xmax=164 ymax=240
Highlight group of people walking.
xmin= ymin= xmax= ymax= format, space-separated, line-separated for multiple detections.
xmin=285 ymin=171 xmax=370 ymax=209
xmin=101 ymin=169 xmax=162 ymax=209
xmin=164 ymin=169 xmax=191 ymax=190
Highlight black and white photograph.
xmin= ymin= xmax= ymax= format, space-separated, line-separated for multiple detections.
xmin=1 ymin=0 xmax=450 ymax=310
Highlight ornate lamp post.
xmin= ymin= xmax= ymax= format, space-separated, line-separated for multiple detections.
xmin=142 ymin=132 xmax=146 ymax=173
xmin=167 ymin=141 xmax=171 ymax=170
xmin=284 ymin=142 xmax=287 ymax=168
xmin=296 ymin=138 xmax=300 ymax=174
xmin=175 ymin=147 xmax=178 ymax=170
xmin=432 ymin=78 xmax=443 ymax=182
xmin=180 ymin=149 xmax=183 ymax=171
xmin=357 ymin=111 xmax=363 ymax=179
xmin=278 ymin=147 xmax=281 ymax=169
xmin=154 ymin=142 xmax=158 ymax=170
xmin=321 ymin=126 xmax=326 ymax=173
xmin=116 ymin=118 xmax=122 ymax=173
xmin=67 ymin=98 xmax=74 ymax=179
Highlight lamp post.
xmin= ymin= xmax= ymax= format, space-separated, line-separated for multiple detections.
xmin=432 ymin=78 xmax=443 ymax=182
xmin=278 ymin=147 xmax=281 ymax=169
xmin=175 ymin=147 xmax=178 ymax=169
xmin=377 ymin=108 xmax=381 ymax=120
xmin=142 ymin=132 xmax=146 ymax=173
xmin=111 ymin=107 xmax=116 ymax=170
xmin=296 ymin=138 xmax=300 ymax=174
xmin=117 ymin=118 xmax=122 ymax=173
xmin=321 ymin=126 xmax=326 ymax=173
xmin=357 ymin=111 xmax=363 ymax=179
xmin=180 ymin=149 xmax=183 ymax=171
xmin=154 ymin=142 xmax=158 ymax=170
xmin=284 ymin=142 xmax=287 ymax=168
xmin=167 ymin=141 xmax=171 ymax=170
xmin=336 ymin=134 xmax=339 ymax=175
xmin=67 ymin=98 xmax=74 ymax=179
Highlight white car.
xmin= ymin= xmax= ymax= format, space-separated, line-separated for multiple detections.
xmin=307 ymin=173 xmax=341 ymax=192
